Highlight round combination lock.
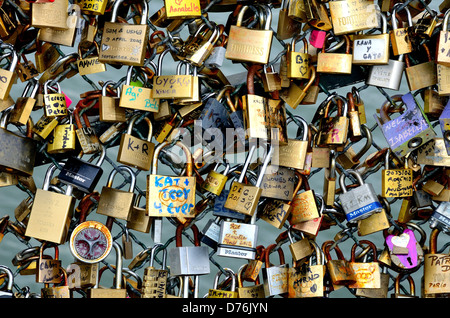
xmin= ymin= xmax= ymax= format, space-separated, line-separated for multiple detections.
xmin=70 ymin=221 xmax=113 ymax=263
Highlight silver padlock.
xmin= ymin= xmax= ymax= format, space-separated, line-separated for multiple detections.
xmin=339 ymin=169 xmax=383 ymax=223
xmin=366 ymin=54 xmax=405 ymax=90
xmin=429 ymin=201 xmax=450 ymax=234
xmin=262 ymin=244 xmax=289 ymax=297
xmin=168 ymin=224 xmax=210 ymax=276
xmin=0 ymin=265 xmax=14 ymax=298
xmin=200 ymin=216 xmax=223 ymax=250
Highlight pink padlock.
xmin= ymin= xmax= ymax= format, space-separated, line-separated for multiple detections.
xmin=62 ymin=91 xmax=72 ymax=108
xmin=309 ymin=30 xmax=327 ymax=49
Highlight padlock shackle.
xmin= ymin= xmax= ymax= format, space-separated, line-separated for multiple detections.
xmin=152 ymin=140 xmax=193 ymax=176
xmin=246 ymin=64 xmax=263 ymax=95
xmin=0 ymin=43 xmax=18 ymax=72
xmin=352 ymin=125 xmax=372 ymax=163
xmin=43 ymin=80 xmax=61 ymax=95
xmin=264 ymin=243 xmax=285 ymax=268
xmin=237 ymin=5 xmax=271 ymax=30
xmin=106 ymin=165 xmax=136 ymax=192
xmin=149 ymin=243 xmax=167 ymax=269
xmin=126 ymin=114 xmax=153 ymax=142
xmin=339 ymin=169 xmax=364 ymax=194
xmin=429 ymin=228 xmax=440 ymax=254
xmin=322 ymin=240 xmax=346 ymax=261
xmin=0 ymin=265 xmax=14 ymax=291
xmin=379 ymin=95 xmax=404 ymax=124
xmin=350 ymin=240 xmax=377 ymax=262
xmin=175 ymin=224 xmax=201 ymax=247
xmin=291 ymin=34 xmax=308 ymax=53
xmin=39 ymin=241 xmax=59 ymax=261
xmin=287 ymin=115 xmax=309 ymax=141
xmin=254 ymin=144 xmax=274 ymax=189
xmin=237 ymin=264 xmax=261 ymax=287
xmin=112 ymin=241 xmax=123 ymax=289
xmin=309 ymin=240 xmax=324 ymax=266
xmin=110 ymin=0 xmax=148 ymax=24
xmin=443 ymin=9 xmax=450 ymax=32
xmin=102 ymin=80 xmax=121 ymax=97
xmin=213 ymin=268 xmax=236 ymax=291
xmin=394 ymin=272 xmax=415 ymax=295
xmin=391 ymin=3 xmax=413 ymax=29
xmin=406 ymin=221 xmax=427 ymax=246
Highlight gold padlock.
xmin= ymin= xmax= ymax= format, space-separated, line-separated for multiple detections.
xmin=317 ymin=35 xmax=353 ymax=74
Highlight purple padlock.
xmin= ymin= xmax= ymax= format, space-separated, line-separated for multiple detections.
xmin=385 ymin=228 xmax=423 ymax=270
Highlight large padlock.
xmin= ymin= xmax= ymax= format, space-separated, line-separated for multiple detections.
xmin=366 ymin=54 xmax=405 ymax=91
xmin=96 ymin=165 xmax=136 ymax=221
xmin=381 ymin=148 xmax=413 ymax=198
xmin=98 ymin=0 xmax=149 ymax=66
xmin=272 ymin=115 xmax=309 ymax=170
xmin=89 ymin=242 xmax=127 ymax=298
xmin=225 ymin=5 xmax=273 ymax=65
xmin=317 ymin=35 xmax=353 ymax=74
xmin=31 ymin=0 xmax=69 ymax=30
xmin=147 ymin=140 xmax=196 ymax=218
xmin=288 ymin=240 xmax=325 ymax=298
xmin=25 ymin=163 xmax=74 ymax=244
xmin=77 ymin=42 xmax=106 ymax=76
xmin=375 ymin=93 xmax=436 ymax=159
xmin=348 ymin=240 xmax=381 ymax=290
xmin=74 ymin=106 xmax=101 ymax=155
xmin=117 ymin=114 xmax=155 ymax=171
xmin=352 ymin=13 xmax=390 ymax=65
xmin=151 ymin=50 xmax=194 ymax=100
xmin=404 ymin=44 xmax=437 ymax=92
xmin=236 ymin=264 xmax=266 ymax=298
xmin=224 ymin=144 xmax=273 ymax=217
xmin=185 ymin=22 xmax=221 ymax=67
xmin=339 ymin=169 xmax=383 ymax=223
xmin=317 ymin=94 xmax=349 ymax=147
xmin=437 ymin=10 xmax=450 ymax=67
xmin=58 ymin=145 xmax=106 ymax=194
xmin=168 ymin=224 xmax=210 ymax=276
xmin=9 ymin=80 xmax=38 ymax=126
xmin=119 ymin=66 xmax=158 ymax=112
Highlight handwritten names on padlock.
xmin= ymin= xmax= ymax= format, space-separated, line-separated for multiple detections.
xmin=151 ymin=75 xmax=193 ymax=99
xmin=147 ymin=175 xmax=195 ymax=217
xmin=120 ymin=85 xmax=159 ymax=112
xmin=44 ymin=93 xmax=67 ymax=117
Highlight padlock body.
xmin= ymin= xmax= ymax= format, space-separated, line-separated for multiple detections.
xmin=366 ymin=59 xmax=405 ymax=90
xmin=119 ymin=85 xmax=159 ymax=112
xmin=217 ymin=221 xmax=258 ymax=260
xmin=142 ymin=267 xmax=168 ymax=298
xmin=0 ymin=128 xmax=36 ymax=176
xmin=99 ymin=96 xmax=126 ymax=123
xmin=352 ymin=34 xmax=390 ymax=65
xmin=99 ymin=23 xmax=149 ymax=66
xmin=96 ymin=187 xmax=135 ymax=220
xmin=58 ymin=157 xmax=103 ymax=193
xmin=25 ymin=189 xmax=74 ymax=244
xmin=168 ymin=246 xmax=210 ymax=276
xmin=339 ymin=183 xmax=383 ymax=222
xmin=117 ymin=133 xmax=155 ymax=171
xmin=262 ymin=264 xmax=289 ymax=296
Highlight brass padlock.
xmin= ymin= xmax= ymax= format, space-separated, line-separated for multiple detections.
xmin=99 ymin=80 xmax=126 ymax=123
xmin=147 ymin=140 xmax=196 ymax=218
xmin=437 ymin=10 xmax=450 ymax=67
xmin=381 ymin=149 xmax=414 ymax=198
xmin=317 ymin=94 xmax=349 ymax=147
xmin=37 ymin=243 xmax=62 ymax=284
xmin=47 ymin=111 xmax=76 ymax=154
xmin=317 ymin=35 xmax=353 ymax=74
xmin=25 ymin=163 xmax=74 ymax=244
xmin=77 ymin=42 xmax=106 ymax=76
xmin=9 ymin=80 xmax=38 ymax=126
xmin=117 ymin=114 xmax=155 ymax=171
xmin=96 ymin=166 xmax=136 ymax=221
xmin=390 ymin=4 xmax=413 ymax=56
xmin=74 ymin=106 xmax=101 ymax=154
xmin=225 ymin=5 xmax=273 ymax=65
xmin=43 ymin=80 xmax=67 ymax=118
xmin=404 ymin=44 xmax=437 ymax=92
xmin=328 ymin=0 xmax=379 ymax=35
xmin=287 ymin=35 xmax=311 ymax=79
xmin=31 ymin=0 xmax=69 ymax=30
xmin=120 ymin=66 xmax=159 ymax=112
xmin=98 ymin=0 xmax=150 ymax=66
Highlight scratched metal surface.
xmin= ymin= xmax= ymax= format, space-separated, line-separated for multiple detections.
xmin=0 ymin=0 xmax=444 ymax=298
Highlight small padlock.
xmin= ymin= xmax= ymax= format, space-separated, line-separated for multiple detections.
xmin=208 ymin=269 xmax=239 ymax=298
xmin=47 ymin=111 xmax=76 ymax=154
xmin=236 ymin=264 xmax=266 ymax=298
xmin=404 ymin=44 xmax=437 ymax=92
xmin=142 ymin=245 xmax=168 ymax=298
xmin=262 ymin=244 xmax=289 ymax=297
xmin=99 ymin=80 xmax=126 ymax=123
xmin=391 ymin=273 xmax=418 ymax=298
xmin=322 ymin=240 xmax=356 ymax=286
xmin=287 ymin=226 xmax=313 ymax=263
xmin=9 ymin=80 xmax=38 ymax=126
xmin=317 ymin=35 xmax=352 ymax=74
xmin=381 ymin=149 xmax=414 ymax=198
xmin=287 ymin=34 xmax=311 ymax=79
xmin=37 ymin=242 xmax=61 ymax=284
xmin=77 ymin=42 xmax=106 ymax=76
xmin=74 ymin=106 xmax=101 ymax=154
xmin=43 ymin=81 xmax=67 ymax=118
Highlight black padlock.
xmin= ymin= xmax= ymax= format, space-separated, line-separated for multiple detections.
xmin=58 ymin=146 xmax=106 ymax=193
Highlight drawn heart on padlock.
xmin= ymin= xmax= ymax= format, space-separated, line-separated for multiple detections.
xmin=385 ymin=229 xmax=418 ymax=269
xmin=175 ymin=0 xmax=183 ymax=5
xmin=299 ymin=66 xmax=308 ymax=76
